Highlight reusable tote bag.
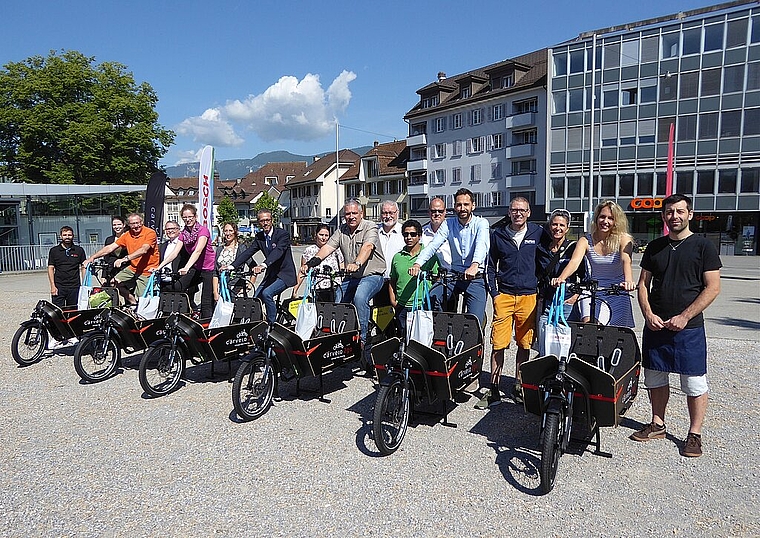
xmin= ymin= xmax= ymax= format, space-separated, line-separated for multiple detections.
xmin=136 ymin=273 xmax=161 ymax=320
xmin=542 ymin=283 xmax=572 ymax=359
xmin=294 ymin=270 xmax=317 ymax=340
xmin=77 ymin=270 xmax=93 ymax=310
xmin=407 ymin=273 xmax=434 ymax=347
xmin=209 ymin=272 xmax=235 ymax=328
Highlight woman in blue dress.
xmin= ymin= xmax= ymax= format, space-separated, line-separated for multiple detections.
xmin=552 ymin=201 xmax=636 ymax=327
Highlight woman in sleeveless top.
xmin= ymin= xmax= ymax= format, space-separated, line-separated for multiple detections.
xmin=552 ymin=201 xmax=635 ymax=327
xmin=213 ymin=222 xmax=250 ymax=300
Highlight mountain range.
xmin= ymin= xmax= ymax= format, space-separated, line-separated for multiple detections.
xmin=164 ymin=146 xmax=373 ymax=180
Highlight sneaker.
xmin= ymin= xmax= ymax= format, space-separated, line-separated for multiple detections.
xmin=511 ymin=384 xmax=524 ymax=405
xmin=474 ymin=388 xmax=501 ymax=409
xmin=630 ymin=422 xmax=666 ymax=442
xmin=682 ymin=433 xmax=703 ymax=457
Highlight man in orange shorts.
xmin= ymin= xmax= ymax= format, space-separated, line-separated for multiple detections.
xmin=479 ymin=197 xmax=550 ymax=407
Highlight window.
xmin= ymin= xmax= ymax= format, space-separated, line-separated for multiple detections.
xmin=568 ymin=176 xmax=582 ymax=198
xmin=700 ymin=112 xmax=719 ymax=139
xmin=553 ymin=53 xmax=568 ymax=76
xmin=724 ymin=65 xmax=745 ymax=93
xmin=637 ymin=173 xmax=654 ymax=196
xmin=602 ymin=123 xmax=617 ymax=147
xmin=678 ymin=115 xmax=697 ymax=141
xmin=461 ymin=87 xmax=471 ymax=99
xmin=552 ymin=177 xmax=565 ymax=198
xmin=641 ymin=36 xmax=659 ymax=62
xmin=600 ymin=175 xmax=616 ymax=197
xmin=501 ymin=75 xmax=514 ymax=88
xmin=621 ymin=87 xmax=637 ymax=105
xmin=365 ymin=160 xmax=379 ymax=178
xmin=640 ymin=79 xmax=658 ymax=103
xmin=570 ymin=49 xmax=585 ymax=73
xmin=551 ymin=129 xmax=566 ymax=151
xmin=434 ymin=143 xmax=446 ymax=159
xmin=638 ymin=119 xmax=656 ymax=144
xmin=727 ymin=19 xmax=747 ymax=48
xmin=491 ymin=191 xmax=505 ymax=207
xmin=490 ymin=133 xmax=504 ymax=150
xmin=753 ymin=15 xmax=760 ymax=44
xmin=432 ymin=169 xmax=446 ymax=185
xmin=677 ymin=171 xmax=694 ymax=194
xmin=718 ymin=169 xmax=737 ymax=194
xmin=492 ymin=104 xmax=504 ymax=121
xmin=435 ymin=117 xmax=446 ymax=132
xmin=409 ymin=172 xmax=426 ymax=186
xmin=658 ymin=117 xmax=675 ymax=143
xmin=553 ymin=91 xmax=566 ymax=114
xmin=620 ymin=121 xmax=636 ymax=145
xmin=682 ymin=28 xmax=701 ymax=55
xmin=265 ymin=176 xmax=276 ymax=185
xmin=471 ymin=109 xmax=483 ymax=125
xmin=286 ymin=175 xmax=295 ymax=183
xmin=680 ymin=71 xmax=699 ymax=99
xmin=491 ymin=162 xmax=502 ymax=179
xmin=704 ymin=24 xmax=724 ymax=52
xmin=469 ymin=136 xmax=484 ymax=153
xmin=603 ymin=43 xmax=620 ymax=68
xmin=513 ymin=98 xmax=538 ymax=114
xmin=744 ymin=108 xmax=760 ymax=136
xmin=452 ymin=167 xmax=462 ymax=184
xmin=660 ymin=74 xmax=678 ymax=101
xmin=619 ymin=174 xmax=634 ymax=197
xmin=701 ymin=68 xmax=721 ymax=96
xmin=514 ymin=129 xmax=537 ymax=145
xmin=326 ymin=208 xmax=331 ymax=218
xmin=411 ymin=122 xmax=427 ymax=135
xmin=741 ymin=168 xmax=760 ymax=192
xmin=603 ymin=88 xmax=618 ymax=108
xmin=721 ymin=110 xmax=742 ymax=137
xmin=697 ymin=170 xmax=715 ymax=194
xmin=569 ymin=89 xmax=584 ymax=111
xmin=621 ymin=40 xmax=639 ymax=66
xmin=452 ymin=113 xmax=462 ymax=129
xmin=511 ymin=160 xmax=536 ymax=175
xmin=662 ymin=33 xmax=679 ymax=58
xmin=452 ymin=140 xmax=463 ymax=156
xmin=748 ymin=63 xmax=760 ymax=90
xmin=470 ymin=164 xmax=481 ymax=182
xmin=422 ymin=95 xmax=438 ymax=108
xmin=410 ymin=147 xmax=426 ymax=161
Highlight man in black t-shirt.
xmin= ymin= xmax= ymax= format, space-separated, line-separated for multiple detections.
xmin=632 ymin=194 xmax=722 ymax=458
xmin=47 ymin=226 xmax=87 ymax=308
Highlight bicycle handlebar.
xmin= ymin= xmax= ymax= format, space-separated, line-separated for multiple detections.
xmin=566 ymin=280 xmax=636 ymax=295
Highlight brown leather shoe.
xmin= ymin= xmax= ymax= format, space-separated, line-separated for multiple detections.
xmin=630 ymin=422 xmax=666 ymax=442
xmin=682 ymin=433 xmax=703 ymax=457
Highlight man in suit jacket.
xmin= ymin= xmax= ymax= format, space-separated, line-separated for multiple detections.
xmin=230 ymin=209 xmax=296 ymax=323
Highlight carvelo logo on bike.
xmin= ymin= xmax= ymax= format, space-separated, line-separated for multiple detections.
xmin=225 ymin=329 xmax=250 ymax=347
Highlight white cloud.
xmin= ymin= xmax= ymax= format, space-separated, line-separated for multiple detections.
xmin=175 ymin=70 xmax=357 ymax=146
xmin=175 ymin=108 xmax=245 ymax=147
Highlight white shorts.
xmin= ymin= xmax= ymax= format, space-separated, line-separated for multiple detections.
xmin=643 ymin=368 xmax=709 ymax=397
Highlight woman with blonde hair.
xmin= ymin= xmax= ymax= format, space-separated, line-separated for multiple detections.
xmin=552 ymin=200 xmax=635 ymax=327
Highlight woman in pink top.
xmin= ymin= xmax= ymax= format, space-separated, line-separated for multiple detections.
xmin=156 ymin=204 xmax=216 ymax=318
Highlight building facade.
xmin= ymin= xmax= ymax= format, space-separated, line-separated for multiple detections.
xmin=404 ymin=50 xmax=548 ymax=220
xmin=548 ymin=1 xmax=760 ymax=254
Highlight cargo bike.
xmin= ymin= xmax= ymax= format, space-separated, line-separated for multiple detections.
xmin=231 ymin=267 xmax=365 ymax=421
xmin=11 ymin=261 xmax=120 ymax=367
xmin=72 ymin=269 xmax=195 ymax=383
xmin=519 ymin=281 xmax=641 ymax=494
xmin=370 ymin=273 xmax=485 ymax=455
xmin=137 ymin=270 xmax=266 ymax=397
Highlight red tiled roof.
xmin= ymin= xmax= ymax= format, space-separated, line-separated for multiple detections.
xmin=286 ymin=149 xmax=360 ymax=187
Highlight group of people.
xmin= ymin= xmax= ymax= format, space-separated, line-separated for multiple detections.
xmin=46 ymin=192 xmax=720 ymax=458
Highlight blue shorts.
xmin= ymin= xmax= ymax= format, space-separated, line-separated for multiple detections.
xmin=642 ymin=325 xmax=707 ymax=376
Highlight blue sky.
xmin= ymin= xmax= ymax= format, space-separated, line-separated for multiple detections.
xmin=3 ymin=0 xmax=721 ymax=166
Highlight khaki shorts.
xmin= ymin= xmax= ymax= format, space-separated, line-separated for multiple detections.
xmin=115 ymin=267 xmax=150 ymax=297
xmin=490 ymin=293 xmax=538 ymax=351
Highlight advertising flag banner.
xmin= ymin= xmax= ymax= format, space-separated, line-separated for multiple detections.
xmin=198 ymin=145 xmax=215 ymax=230
xmin=145 ymin=170 xmax=167 ymax=237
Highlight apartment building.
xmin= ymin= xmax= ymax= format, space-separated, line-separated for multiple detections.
xmin=340 ymin=140 xmax=409 ymax=222
xmin=403 ymin=49 xmax=548 ymax=220
xmin=548 ymin=0 xmax=760 ymax=254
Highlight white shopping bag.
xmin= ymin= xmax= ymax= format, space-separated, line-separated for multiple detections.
xmin=209 ymin=272 xmax=234 ymax=328
xmin=406 ymin=273 xmax=434 ymax=346
xmin=136 ymin=273 xmax=160 ymax=320
xmin=541 ymin=284 xmax=571 ymax=359
xmin=77 ymin=270 xmax=93 ymax=310
xmin=294 ymin=270 xmax=317 ymax=340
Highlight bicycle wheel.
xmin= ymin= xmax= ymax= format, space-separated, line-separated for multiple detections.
xmin=11 ymin=323 xmax=48 ymax=366
xmin=540 ymin=412 xmax=563 ymax=494
xmin=232 ymin=356 xmax=276 ymax=421
xmin=372 ymin=378 xmax=410 ymax=455
xmin=73 ymin=332 xmax=120 ymax=383
xmin=138 ymin=341 xmax=185 ymax=397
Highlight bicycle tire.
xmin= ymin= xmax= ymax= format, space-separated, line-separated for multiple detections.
xmin=232 ymin=356 xmax=276 ymax=421
xmin=540 ymin=412 xmax=563 ymax=494
xmin=138 ymin=341 xmax=185 ymax=397
xmin=11 ymin=323 xmax=48 ymax=367
xmin=373 ymin=378 xmax=410 ymax=455
xmin=73 ymin=332 xmax=121 ymax=383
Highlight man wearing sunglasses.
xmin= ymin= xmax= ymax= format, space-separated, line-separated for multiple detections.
xmin=421 ymin=197 xmax=451 ymax=311
xmin=389 ymin=219 xmax=439 ymax=339
xmin=47 ymin=226 xmax=86 ymax=308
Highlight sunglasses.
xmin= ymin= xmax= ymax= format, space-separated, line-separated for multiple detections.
xmin=402 ymin=232 xmax=419 ymax=238
xmin=429 ymin=209 xmax=445 ymax=214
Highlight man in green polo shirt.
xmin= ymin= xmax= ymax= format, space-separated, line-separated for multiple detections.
xmin=389 ymin=219 xmax=439 ymax=339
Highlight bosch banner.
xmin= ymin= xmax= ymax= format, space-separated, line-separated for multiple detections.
xmin=198 ymin=145 xmax=215 ymax=230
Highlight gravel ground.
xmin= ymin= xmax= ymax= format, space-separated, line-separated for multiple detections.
xmin=1 ymin=268 xmax=758 ymax=537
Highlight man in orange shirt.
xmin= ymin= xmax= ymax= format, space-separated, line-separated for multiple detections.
xmin=86 ymin=213 xmax=159 ymax=305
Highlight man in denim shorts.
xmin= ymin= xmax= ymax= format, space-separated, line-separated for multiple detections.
xmin=632 ymin=194 xmax=722 ymax=457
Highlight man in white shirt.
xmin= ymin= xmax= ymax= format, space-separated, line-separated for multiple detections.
xmin=376 ymin=200 xmax=405 ymax=306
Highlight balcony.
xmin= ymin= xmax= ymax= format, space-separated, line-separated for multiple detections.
xmin=406 ymin=133 xmax=427 ymax=147
xmin=505 ymin=174 xmax=535 ymax=188
xmin=406 ymin=159 xmax=428 ymax=172
xmin=407 ymin=182 xmax=429 ymax=195
xmin=505 ymin=143 xmax=535 ymax=159
xmin=505 ymin=111 xmax=536 ymax=129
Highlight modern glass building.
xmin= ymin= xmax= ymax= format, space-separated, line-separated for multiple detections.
xmin=548 ymin=0 xmax=760 ymax=255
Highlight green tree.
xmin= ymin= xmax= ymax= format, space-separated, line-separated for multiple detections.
xmin=252 ymin=191 xmax=282 ymax=226
xmin=0 ymin=49 xmax=174 ymax=185
xmin=216 ymin=196 xmax=239 ymax=227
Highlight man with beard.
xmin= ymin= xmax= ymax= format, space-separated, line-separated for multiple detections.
xmin=632 ymin=193 xmax=722 ymax=458
xmin=409 ymin=188 xmax=490 ymax=327
xmin=47 ymin=226 xmax=86 ymax=308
